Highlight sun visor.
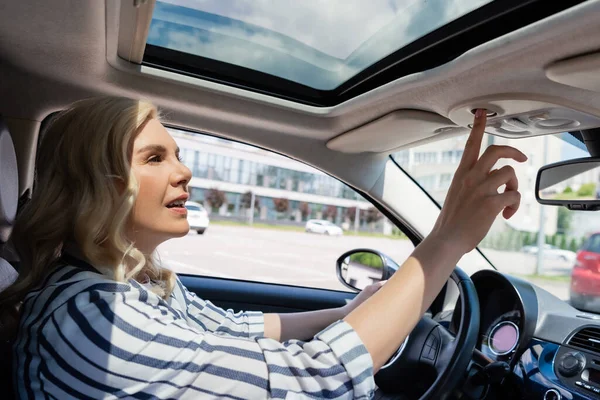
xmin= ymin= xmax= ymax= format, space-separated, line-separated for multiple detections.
xmin=326 ymin=110 xmax=459 ymax=154
xmin=546 ymin=52 xmax=600 ymax=93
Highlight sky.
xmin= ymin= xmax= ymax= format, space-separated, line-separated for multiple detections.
xmin=148 ymin=0 xmax=493 ymax=89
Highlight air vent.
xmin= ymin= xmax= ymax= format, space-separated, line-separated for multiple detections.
xmin=569 ymin=327 xmax=600 ymax=353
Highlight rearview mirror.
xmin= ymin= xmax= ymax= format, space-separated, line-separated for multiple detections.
xmin=336 ymin=249 xmax=400 ymax=291
xmin=536 ymin=157 xmax=600 ymax=211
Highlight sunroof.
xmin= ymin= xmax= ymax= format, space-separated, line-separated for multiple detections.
xmin=143 ymin=0 xmax=588 ymax=106
xmin=146 ymin=0 xmax=492 ymax=91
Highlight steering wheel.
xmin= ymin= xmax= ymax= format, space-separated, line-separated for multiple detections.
xmin=373 ymin=267 xmax=480 ymax=400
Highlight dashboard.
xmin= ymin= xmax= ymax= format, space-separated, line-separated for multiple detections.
xmin=451 ymin=269 xmax=600 ymax=399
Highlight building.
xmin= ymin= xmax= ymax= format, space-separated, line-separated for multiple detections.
xmin=170 ymin=129 xmax=384 ymax=230
xmin=173 ymin=127 xmax=580 ymax=238
xmin=393 ymin=133 xmax=562 ymax=236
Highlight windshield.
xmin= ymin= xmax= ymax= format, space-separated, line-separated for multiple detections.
xmin=392 ymin=132 xmax=597 ymax=312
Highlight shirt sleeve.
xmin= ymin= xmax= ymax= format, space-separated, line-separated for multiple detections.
xmin=173 ymin=276 xmax=265 ymax=339
xmin=39 ymin=286 xmax=375 ymax=400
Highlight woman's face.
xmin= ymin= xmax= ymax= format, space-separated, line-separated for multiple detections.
xmin=128 ymin=119 xmax=192 ymax=252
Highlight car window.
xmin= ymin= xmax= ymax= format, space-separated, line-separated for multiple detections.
xmin=584 ymin=234 xmax=600 ymax=253
xmin=392 ymin=132 xmax=590 ymax=308
xmin=159 ymin=128 xmax=415 ymax=291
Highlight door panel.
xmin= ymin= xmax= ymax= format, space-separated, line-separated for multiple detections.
xmin=180 ymin=274 xmax=356 ymax=314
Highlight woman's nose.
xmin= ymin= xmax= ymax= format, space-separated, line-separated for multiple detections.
xmin=173 ymin=161 xmax=192 ymax=186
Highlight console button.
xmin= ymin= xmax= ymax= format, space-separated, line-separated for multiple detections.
xmin=558 ymin=352 xmax=586 ymax=377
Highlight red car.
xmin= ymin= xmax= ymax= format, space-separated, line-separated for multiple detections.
xmin=570 ymin=233 xmax=600 ymax=311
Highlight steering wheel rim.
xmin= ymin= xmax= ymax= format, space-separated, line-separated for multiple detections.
xmin=374 ymin=267 xmax=480 ymax=400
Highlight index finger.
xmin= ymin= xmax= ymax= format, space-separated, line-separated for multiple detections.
xmin=458 ymin=109 xmax=487 ymax=171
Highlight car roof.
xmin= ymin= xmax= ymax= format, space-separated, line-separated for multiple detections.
xmin=1 ymin=0 xmax=600 ymax=209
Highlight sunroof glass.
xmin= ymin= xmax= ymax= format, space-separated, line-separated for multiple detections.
xmin=146 ymin=0 xmax=494 ymax=90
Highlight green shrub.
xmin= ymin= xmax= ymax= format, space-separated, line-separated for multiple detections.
xmin=577 ymin=183 xmax=596 ymax=197
xmin=349 ymin=253 xmax=384 ymax=269
xmin=560 ymin=235 xmax=568 ymax=250
xmin=569 ymin=238 xmax=579 ymax=252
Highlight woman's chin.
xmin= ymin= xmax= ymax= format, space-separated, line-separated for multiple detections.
xmin=175 ymin=226 xmax=191 ymax=237
xmin=165 ymin=223 xmax=191 ymax=238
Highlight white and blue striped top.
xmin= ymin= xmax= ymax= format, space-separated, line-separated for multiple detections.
xmin=13 ymin=255 xmax=375 ymax=399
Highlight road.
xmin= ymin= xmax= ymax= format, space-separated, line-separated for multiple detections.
xmin=158 ymin=225 xmax=415 ymax=291
xmin=158 ymin=225 xmax=572 ymax=300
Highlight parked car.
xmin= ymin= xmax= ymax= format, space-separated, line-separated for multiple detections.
xmin=520 ymin=244 xmax=576 ymax=262
xmin=185 ymin=201 xmax=209 ymax=235
xmin=305 ymin=219 xmax=343 ymax=236
xmin=570 ymin=233 xmax=600 ymax=310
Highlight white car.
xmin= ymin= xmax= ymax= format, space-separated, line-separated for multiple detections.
xmin=305 ymin=220 xmax=343 ymax=236
xmin=185 ymin=201 xmax=209 ymax=235
xmin=521 ymin=244 xmax=576 ymax=262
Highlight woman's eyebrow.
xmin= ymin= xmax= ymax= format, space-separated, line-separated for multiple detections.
xmin=136 ymin=144 xmax=180 ymax=155
xmin=136 ymin=144 xmax=166 ymax=154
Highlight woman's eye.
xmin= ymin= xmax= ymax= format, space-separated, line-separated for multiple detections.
xmin=147 ymin=155 xmax=162 ymax=163
xmin=177 ymin=154 xmax=183 ymax=162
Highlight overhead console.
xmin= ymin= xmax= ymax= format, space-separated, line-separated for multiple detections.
xmin=448 ymin=97 xmax=600 ymax=138
xmin=327 ymin=95 xmax=600 ymax=155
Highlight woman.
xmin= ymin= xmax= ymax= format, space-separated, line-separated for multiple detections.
xmin=0 ymin=97 xmax=525 ymax=399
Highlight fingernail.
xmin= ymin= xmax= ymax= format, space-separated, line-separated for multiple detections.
xmin=475 ymin=109 xmax=484 ymax=118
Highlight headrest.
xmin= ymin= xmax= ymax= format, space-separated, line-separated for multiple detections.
xmin=0 ymin=117 xmax=18 ymax=243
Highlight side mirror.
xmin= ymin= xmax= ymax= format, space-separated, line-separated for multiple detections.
xmin=336 ymin=249 xmax=400 ymax=291
xmin=536 ymin=157 xmax=600 ymax=211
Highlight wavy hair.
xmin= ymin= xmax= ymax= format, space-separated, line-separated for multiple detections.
xmin=0 ymin=96 xmax=176 ymax=339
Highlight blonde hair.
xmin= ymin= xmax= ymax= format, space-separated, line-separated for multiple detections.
xmin=0 ymin=96 xmax=176 ymax=338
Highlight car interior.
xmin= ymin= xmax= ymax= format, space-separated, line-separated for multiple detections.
xmin=2 ymin=0 xmax=600 ymax=399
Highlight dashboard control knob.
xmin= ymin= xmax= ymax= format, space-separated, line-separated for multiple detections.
xmin=544 ymin=389 xmax=561 ymax=400
xmin=558 ymin=352 xmax=586 ymax=377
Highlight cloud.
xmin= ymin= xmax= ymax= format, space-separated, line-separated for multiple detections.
xmin=149 ymin=0 xmax=493 ymax=89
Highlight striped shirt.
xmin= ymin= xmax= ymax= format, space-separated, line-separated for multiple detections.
xmin=13 ymin=255 xmax=375 ymax=399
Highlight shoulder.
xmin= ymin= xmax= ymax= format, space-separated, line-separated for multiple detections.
xmin=19 ymin=263 xmax=132 ymax=327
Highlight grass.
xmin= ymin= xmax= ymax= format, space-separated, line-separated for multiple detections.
xmin=344 ymin=231 xmax=408 ymax=240
xmin=552 ymin=192 xmax=595 ymax=201
xmin=210 ymin=219 xmax=409 ymax=240
xmin=515 ymin=273 xmax=571 ymax=283
xmin=211 ymin=220 xmax=305 ymax=232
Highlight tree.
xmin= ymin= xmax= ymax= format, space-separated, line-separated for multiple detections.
xmin=323 ymin=205 xmax=337 ymax=220
xmin=557 ymin=207 xmax=572 ymax=234
xmin=240 ymin=191 xmax=259 ymax=209
xmin=365 ymin=207 xmax=383 ymax=224
xmin=272 ymin=198 xmax=290 ymax=213
xmin=299 ymin=202 xmax=311 ymax=219
xmin=205 ymin=188 xmax=226 ymax=210
xmin=563 ymin=186 xmax=573 ymax=193
xmin=346 ymin=207 xmax=357 ymax=221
